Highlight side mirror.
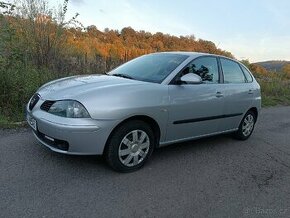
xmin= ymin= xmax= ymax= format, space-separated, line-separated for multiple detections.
xmin=179 ymin=73 xmax=202 ymax=84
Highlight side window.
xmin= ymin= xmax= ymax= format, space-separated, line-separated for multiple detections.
xmin=220 ymin=58 xmax=246 ymax=83
xmin=240 ymin=65 xmax=253 ymax=82
xmin=180 ymin=57 xmax=219 ymax=83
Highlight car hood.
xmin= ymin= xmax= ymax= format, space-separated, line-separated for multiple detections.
xmin=37 ymin=74 xmax=147 ymax=100
xmin=36 ymin=74 xmax=169 ymax=121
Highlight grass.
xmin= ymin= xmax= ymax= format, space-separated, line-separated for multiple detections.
xmin=0 ymin=113 xmax=27 ymax=128
xmin=257 ymin=76 xmax=290 ymax=107
xmin=0 ymin=61 xmax=60 ymax=128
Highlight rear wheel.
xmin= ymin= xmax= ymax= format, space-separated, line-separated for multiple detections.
xmin=233 ymin=110 xmax=256 ymax=140
xmin=105 ymin=120 xmax=155 ymax=172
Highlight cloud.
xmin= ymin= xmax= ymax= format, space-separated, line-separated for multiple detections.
xmin=220 ymin=35 xmax=290 ymax=62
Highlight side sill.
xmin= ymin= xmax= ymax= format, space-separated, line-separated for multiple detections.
xmin=159 ymin=128 xmax=238 ymax=147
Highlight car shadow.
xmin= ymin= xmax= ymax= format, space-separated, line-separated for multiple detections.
xmin=39 ymin=133 xmax=234 ymax=173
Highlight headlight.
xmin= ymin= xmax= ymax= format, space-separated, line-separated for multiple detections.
xmin=48 ymin=100 xmax=90 ymax=118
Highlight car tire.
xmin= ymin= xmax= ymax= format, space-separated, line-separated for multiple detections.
xmin=105 ymin=120 xmax=155 ymax=172
xmin=233 ymin=110 xmax=256 ymax=140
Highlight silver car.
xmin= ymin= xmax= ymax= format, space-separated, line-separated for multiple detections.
xmin=26 ymin=52 xmax=261 ymax=172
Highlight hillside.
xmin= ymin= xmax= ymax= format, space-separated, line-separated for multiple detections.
xmin=254 ymin=60 xmax=290 ymax=72
xmin=0 ymin=0 xmax=235 ymax=123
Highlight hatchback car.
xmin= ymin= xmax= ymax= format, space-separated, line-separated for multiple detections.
xmin=27 ymin=52 xmax=261 ymax=172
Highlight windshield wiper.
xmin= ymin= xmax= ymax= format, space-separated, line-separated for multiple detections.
xmin=111 ymin=73 xmax=135 ymax=80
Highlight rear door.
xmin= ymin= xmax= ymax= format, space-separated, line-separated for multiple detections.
xmin=218 ymin=58 xmax=255 ymax=130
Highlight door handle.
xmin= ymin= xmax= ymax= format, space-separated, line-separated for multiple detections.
xmin=216 ymin=91 xmax=223 ymax=98
xmin=248 ymin=89 xmax=254 ymax=94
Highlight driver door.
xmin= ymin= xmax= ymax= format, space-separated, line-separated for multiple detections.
xmin=166 ymin=56 xmax=224 ymax=142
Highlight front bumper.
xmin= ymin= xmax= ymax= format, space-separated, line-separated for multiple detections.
xmin=26 ymin=103 xmax=117 ymax=155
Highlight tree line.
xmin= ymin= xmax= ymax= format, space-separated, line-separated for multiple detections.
xmin=1 ymin=0 xmax=234 ymax=74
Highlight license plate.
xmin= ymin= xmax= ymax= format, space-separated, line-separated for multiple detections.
xmin=27 ymin=114 xmax=37 ymax=131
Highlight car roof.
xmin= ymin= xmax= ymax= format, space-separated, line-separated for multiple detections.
xmin=153 ymin=51 xmax=236 ymax=62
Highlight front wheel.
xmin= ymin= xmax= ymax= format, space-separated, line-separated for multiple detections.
xmin=105 ymin=120 xmax=155 ymax=172
xmin=233 ymin=110 xmax=256 ymax=140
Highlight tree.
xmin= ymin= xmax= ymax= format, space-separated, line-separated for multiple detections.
xmin=282 ymin=63 xmax=290 ymax=79
xmin=282 ymin=63 xmax=290 ymax=74
xmin=5 ymin=0 xmax=81 ymax=69
xmin=250 ymin=64 xmax=268 ymax=75
xmin=240 ymin=59 xmax=251 ymax=68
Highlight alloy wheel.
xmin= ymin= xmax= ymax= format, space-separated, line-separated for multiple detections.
xmin=242 ymin=114 xmax=255 ymax=137
xmin=118 ymin=130 xmax=150 ymax=167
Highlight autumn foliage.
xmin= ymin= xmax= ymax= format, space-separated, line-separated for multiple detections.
xmin=1 ymin=13 xmax=234 ymax=74
xmin=65 ymin=26 xmax=234 ymax=73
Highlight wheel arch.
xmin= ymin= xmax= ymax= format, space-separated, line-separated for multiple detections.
xmin=104 ymin=115 xmax=161 ymax=153
xmin=248 ymin=107 xmax=258 ymax=120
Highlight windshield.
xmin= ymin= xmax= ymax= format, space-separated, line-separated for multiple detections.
xmin=109 ymin=53 xmax=189 ymax=83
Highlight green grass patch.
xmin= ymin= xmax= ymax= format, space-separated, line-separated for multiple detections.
xmin=0 ymin=59 xmax=60 ymax=127
xmin=258 ymin=76 xmax=290 ymax=107
xmin=0 ymin=112 xmax=26 ymax=128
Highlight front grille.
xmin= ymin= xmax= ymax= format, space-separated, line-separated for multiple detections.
xmin=29 ymin=94 xmax=40 ymax=110
xmin=40 ymin=100 xmax=55 ymax=111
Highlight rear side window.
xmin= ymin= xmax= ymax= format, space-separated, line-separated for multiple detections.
xmin=240 ymin=65 xmax=253 ymax=82
xmin=220 ymin=58 xmax=246 ymax=83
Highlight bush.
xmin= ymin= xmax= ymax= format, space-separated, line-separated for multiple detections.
xmin=0 ymin=57 xmax=59 ymax=121
xmin=257 ymin=74 xmax=290 ymax=106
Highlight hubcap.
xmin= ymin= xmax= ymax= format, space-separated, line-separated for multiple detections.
xmin=242 ymin=114 xmax=255 ymax=137
xmin=118 ymin=130 xmax=150 ymax=167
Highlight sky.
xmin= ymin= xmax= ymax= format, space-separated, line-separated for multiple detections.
xmin=50 ymin=0 xmax=290 ymax=62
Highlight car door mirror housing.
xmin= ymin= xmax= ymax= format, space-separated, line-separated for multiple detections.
xmin=179 ymin=74 xmax=202 ymax=84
